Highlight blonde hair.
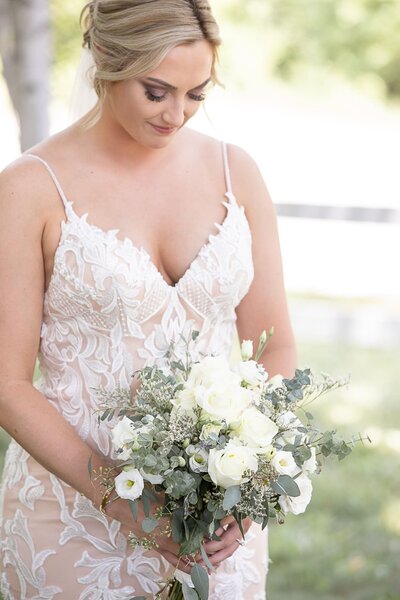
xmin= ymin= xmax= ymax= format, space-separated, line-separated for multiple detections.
xmin=80 ymin=0 xmax=222 ymax=128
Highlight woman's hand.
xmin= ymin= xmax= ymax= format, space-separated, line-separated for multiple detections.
xmin=198 ymin=515 xmax=253 ymax=570
xmin=107 ymin=496 xmax=194 ymax=574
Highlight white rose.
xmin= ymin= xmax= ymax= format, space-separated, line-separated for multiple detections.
xmin=115 ymin=467 xmax=144 ymax=500
xmin=279 ymin=475 xmax=313 ymax=515
xmin=208 ymin=439 xmax=258 ymax=489
xmin=302 ymin=447 xmax=318 ymax=474
xmin=272 ymin=450 xmax=299 ymax=476
xmin=236 ymin=360 xmax=268 ymax=390
xmin=171 ymin=387 xmax=199 ymax=413
xmin=196 ymin=381 xmax=253 ymax=424
xmin=187 ymin=355 xmax=240 ymax=389
xmin=240 ymin=340 xmax=253 ymax=361
xmin=232 ymin=406 xmax=279 ymax=451
xmin=200 ymin=422 xmax=222 ymax=442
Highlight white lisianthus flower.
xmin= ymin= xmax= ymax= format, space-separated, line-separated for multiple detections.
xmin=231 ymin=406 xmax=279 ymax=451
xmin=139 ymin=469 xmax=164 ymax=485
xmin=208 ymin=439 xmax=258 ymax=489
xmin=279 ymin=475 xmax=313 ymax=515
xmin=196 ymin=381 xmax=253 ymax=424
xmin=272 ymin=450 xmax=299 ymax=476
xmin=240 ymin=340 xmax=253 ymax=361
xmin=303 ymin=447 xmax=318 ymax=474
xmin=115 ymin=468 xmax=144 ymax=500
xmin=188 ymin=448 xmax=209 ymax=473
xmin=111 ymin=417 xmax=140 ymax=459
xmin=199 ymin=422 xmax=222 ymax=442
xmin=236 ymin=360 xmax=268 ymax=390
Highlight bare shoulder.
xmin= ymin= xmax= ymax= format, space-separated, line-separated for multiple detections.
xmin=225 ymin=142 xmax=274 ymax=214
xmin=0 ymin=144 xmax=65 ymax=227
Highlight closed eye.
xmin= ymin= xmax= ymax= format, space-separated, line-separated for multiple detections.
xmin=144 ymin=86 xmax=208 ymax=103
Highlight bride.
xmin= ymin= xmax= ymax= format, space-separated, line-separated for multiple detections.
xmin=0 ymin=1 xmax=297 ymax=598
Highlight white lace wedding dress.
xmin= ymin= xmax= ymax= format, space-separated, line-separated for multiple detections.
xmin=0 ymin=141 xmax=269 ymax=599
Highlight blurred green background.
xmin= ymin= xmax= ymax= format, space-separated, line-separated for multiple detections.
xmin=1 ymin=1 xmax=399 ymax=599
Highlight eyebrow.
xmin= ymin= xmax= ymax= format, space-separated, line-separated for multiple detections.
xmin=143 ymin=76 xmax=212 ymax=91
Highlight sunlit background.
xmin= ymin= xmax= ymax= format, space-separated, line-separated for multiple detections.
xmin=0 ymin=1 xmax=399 ymax=598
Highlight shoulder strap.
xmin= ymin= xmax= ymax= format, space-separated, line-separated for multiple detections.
xmin=23 ymin=153 xmax=69 ymax=211
xmin=221 ymin=140 xmax=235 ymax=202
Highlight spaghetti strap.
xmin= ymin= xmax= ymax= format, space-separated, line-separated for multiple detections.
xmin=221 ymin=140 xmax=236 ymax=203
xmin=24 ymin=153 xmax=70 ymax=212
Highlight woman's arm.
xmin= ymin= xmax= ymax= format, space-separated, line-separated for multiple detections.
xmin=230 ymin=144 xmax=298 ymax=378
xmin=201 ymin=144 xmax=298 ymax=568
xmin=0 ymin=159 xmax=191 ymax=572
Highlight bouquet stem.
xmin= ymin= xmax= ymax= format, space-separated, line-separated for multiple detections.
xmin=167 ymin=579 xmax=183 ymax=600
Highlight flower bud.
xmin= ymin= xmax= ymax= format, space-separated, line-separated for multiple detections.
xmin=240 ymin=339 xmax=253 ymax=361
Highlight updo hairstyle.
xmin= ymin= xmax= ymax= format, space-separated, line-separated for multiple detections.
xmin=80 ymin=0 xmax=222 ymax=127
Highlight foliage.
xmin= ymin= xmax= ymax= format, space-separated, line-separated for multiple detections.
xmin=217 ymin=0 xmax=400 ymax=101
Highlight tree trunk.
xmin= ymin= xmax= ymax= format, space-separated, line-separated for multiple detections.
xmin=0 ymin=0 xmax=50 ymax=151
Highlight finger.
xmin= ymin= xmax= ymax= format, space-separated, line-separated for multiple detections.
xmin=220 ymin=515 xmax=235 ymax=527
xmin=203 ymin=541 xmax=242 ymax=567
xmin=203 ymin=523 xmax=243 ymax=554
xmin=160 ymin=550 xmax=193 ymax=574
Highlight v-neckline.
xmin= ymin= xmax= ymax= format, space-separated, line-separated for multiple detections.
xmin=63 ymin=194 xmax=237 ymax=290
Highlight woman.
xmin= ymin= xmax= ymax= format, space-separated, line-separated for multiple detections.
xmin=0 ymin=1 xmax=297 ymax=598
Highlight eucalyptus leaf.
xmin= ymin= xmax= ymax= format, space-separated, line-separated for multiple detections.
xmin=142 ymin=517 xmax=158 ymax=533
xmin=182 ymin=582 xmax=199 ymax=600
xmin=200 ymin=543 xmax=215 ymax=572
xmin=172 ymin=509 xmax=184 ymax=543
xmin=141 ymin=492 xmax=150 ymax=517
xmin=222 ymin=485 xmax=241 ymax=511
xmin=128 ymin=499 xmax=139 ymax=522
xmin=271 ymin=474 xmax=301 ymax=498
xmin=191 ymin=564 xmax=209 ymax=600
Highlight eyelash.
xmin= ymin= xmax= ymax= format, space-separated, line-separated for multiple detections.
xmin=144 ymin=90 xmax=206 ymax=103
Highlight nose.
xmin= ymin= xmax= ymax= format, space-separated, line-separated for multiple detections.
xmin=162 ymin=97 xmax=186 ymax=128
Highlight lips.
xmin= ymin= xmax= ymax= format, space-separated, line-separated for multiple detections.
xmin=150 ymin=123 xmax=176 ymax=134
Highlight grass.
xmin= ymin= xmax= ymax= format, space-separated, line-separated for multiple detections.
xmin=267 ymin=342 xmax=400 ymax=600
xmin=1 ymin=341 xmax=399 ymax=599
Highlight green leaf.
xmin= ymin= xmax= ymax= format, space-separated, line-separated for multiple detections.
xmin=172 ymin=509 xmax=184 ymax=543
xmin=222 ymin=485 xmax=241 ymax=511
xmin=88 ymin=455 xmax=93 ymax=480
xmin=200 ymin=543 xmax=215 ymax=572
xmin=182 ymin=582 xmax=199 ymax=600
xmin=271 ymin=474 xmax=301 ymax=498
xmin=192 ymin=330 xmax=200 ymax=341
xmin=130 ymin=596 xmax=147 ymax=600
xmin=128 ymin=499 xmax=139 ymax=522
xmin=142 ymin=492 xmax=150 ymax=517
xmin=142 ymin=517 xmax=158 ymax=533
xmin=191 ymin=564 xmax=209 ymax=600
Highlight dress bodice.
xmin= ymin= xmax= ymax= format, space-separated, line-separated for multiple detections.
xmin=24 ymin=141 xmax=254 ymax=457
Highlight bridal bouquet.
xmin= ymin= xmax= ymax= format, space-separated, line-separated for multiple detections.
xmin=93 ymin=330 xmax=361 ymax=600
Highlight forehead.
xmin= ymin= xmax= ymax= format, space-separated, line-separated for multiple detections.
xmin=145 ymin=40 xmax=214 ymax=87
